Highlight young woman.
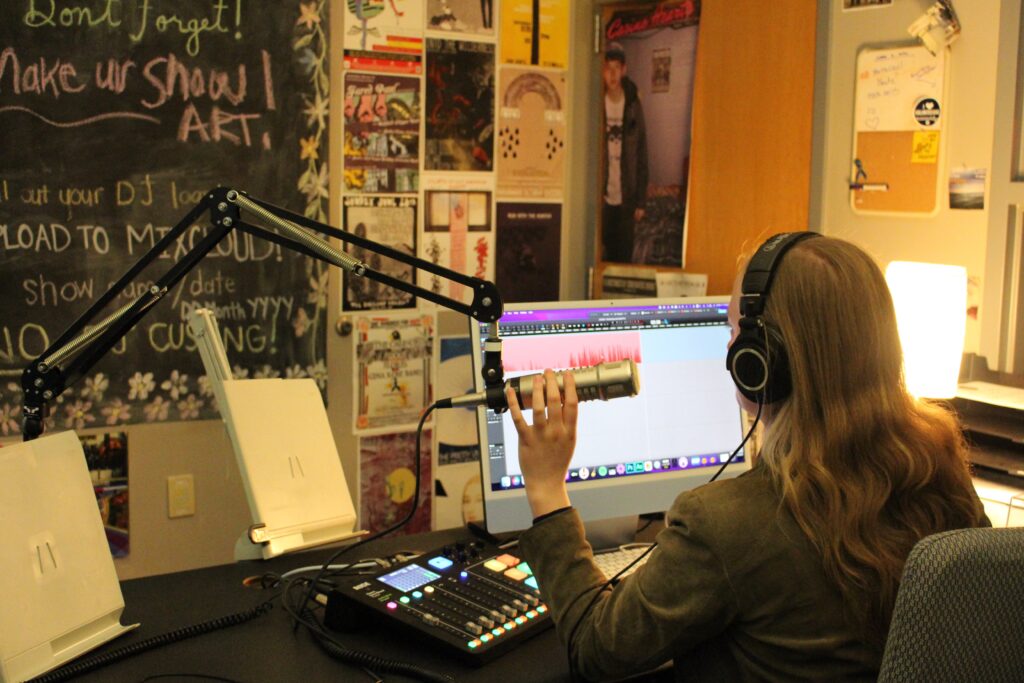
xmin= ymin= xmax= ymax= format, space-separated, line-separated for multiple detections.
xmin=508 ymin=233 xmax=988 ymax=681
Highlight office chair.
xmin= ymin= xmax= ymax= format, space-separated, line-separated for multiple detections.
xmin=878 ymin=527 xmax=1024 ymax=682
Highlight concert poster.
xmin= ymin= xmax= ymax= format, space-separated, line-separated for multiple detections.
xmin=497 ymin=68 xmax=566 ymax=198
xmin=343 ymin=73 xmax=421 ymax=193
xmin=424 ymin=39 xmax=495 ymax=172
xmin=353 ymin=312 xmax=435 ymax=434
xmin=426 ymin=0 xmax=495 ymax=38
xmin=495 ymin=202 xmax=561 ymax=303
xmin=342 ymin=196 xmax=417 ymax=311
xmin=359 ymin=430 xmax=433 ymax=535
xmin=434 ymin=461 xmax=484 ymax=531
xmin=499 ymin=0 xmax=569 ymax=69
xmin=79 ymin=432 xmax=130 ymax=558
xmin=597 ymin=1 xmax=700 ymax=281
xmin=343 ymin=0 xmax=424 ymax=74
xmin=418 ymin=188 xmax=495 ymax=305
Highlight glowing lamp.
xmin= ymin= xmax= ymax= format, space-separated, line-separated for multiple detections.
xmin=885 ymin=261 xmax=967 ymax=399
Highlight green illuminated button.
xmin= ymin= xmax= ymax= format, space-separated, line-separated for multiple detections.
xmin=399 ymin=596 xmax=410 ymax=604
xmin=515 ymin=562 xmax=533 ymax=576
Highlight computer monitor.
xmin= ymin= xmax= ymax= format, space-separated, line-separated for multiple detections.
xmin=470 ymin=297 xmax=750 ymax=534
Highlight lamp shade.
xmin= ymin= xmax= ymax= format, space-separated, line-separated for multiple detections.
xmin=885 ymin=261 xmax=967 ymax=399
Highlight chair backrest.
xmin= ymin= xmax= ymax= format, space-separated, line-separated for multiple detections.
xmin=878 ymin=527 xmax=1024 ymax=683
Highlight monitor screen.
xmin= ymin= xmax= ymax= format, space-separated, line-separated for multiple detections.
xmin=471 ymin=297 xmax=750 ymax=534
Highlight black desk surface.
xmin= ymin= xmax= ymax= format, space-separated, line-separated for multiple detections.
xmin=67 ymin=528 xmax=576 ymax=683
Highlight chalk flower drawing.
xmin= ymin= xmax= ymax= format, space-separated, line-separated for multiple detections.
xmin=307 ymin=359 xmax=328 ymax=389
xmin=65 ymin=400 xmax=96 ymax=430
xmin=161 ymin=370 xmax=189 ymax=401
xmin=177 ymin=394 xmax=204 ymax=420
xmin=0 ymin=403 xmax=20 ymax=436
xmin=285 ymin=364 xmax=309 ymax=379
xmin=231 ymin=365 xmax=250 ymax=380
xmin=102 ymin=399 xmax=131 ymax=425
xmin=128 ymin=372 xmax=156 ymax=400
xmin=144 ymin=396 xmax=171 ymax=422
xmin=81 ymin=372 xmax=110 ymax=401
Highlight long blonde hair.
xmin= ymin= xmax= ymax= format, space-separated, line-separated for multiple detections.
xmin=756 ymin=236 xmax=985 ymax=647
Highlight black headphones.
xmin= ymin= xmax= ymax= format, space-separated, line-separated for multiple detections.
xmin=726 ymin=232 xmax=820 ymax=404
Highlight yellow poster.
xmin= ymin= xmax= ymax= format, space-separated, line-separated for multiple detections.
xmin=500 ymin=0 xmax=568 ymax=69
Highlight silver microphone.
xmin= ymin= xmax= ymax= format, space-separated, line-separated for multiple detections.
xmin=436 ymin=359 xmax=640 ymax=410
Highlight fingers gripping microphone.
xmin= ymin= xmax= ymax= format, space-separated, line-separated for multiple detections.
xmin=436 ymin=359 xmax=640 ymax=411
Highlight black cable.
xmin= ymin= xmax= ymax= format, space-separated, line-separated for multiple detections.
xmin=28 ymin=600 xmax=274 ymax=683
xmin=139 ymin=674 xmax=248 ymax=683
xmin=564 ymin=401 xmax=763 ymax=682
xmin=282 ymin=404 xmax=453 ymax=683
xmin=294 ymin=403 xmax=437 ymax=627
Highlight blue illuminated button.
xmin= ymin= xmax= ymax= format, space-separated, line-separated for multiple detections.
xmin=412 ymin=591 xmax=423 ymax=599
xmin=525 ymin=576 xmax=539 ymax=590
xmin=459 ymin=571 xmax=469 ymax=581
xmin=428 ymin=556 xmax=454 ymax=570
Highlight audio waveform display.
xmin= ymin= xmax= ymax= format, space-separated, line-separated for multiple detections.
xmin=502 ymin=332 xmax=643 ymax=373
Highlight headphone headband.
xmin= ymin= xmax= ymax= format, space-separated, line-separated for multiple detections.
xmin=740 ymin=232 xmax=820 ymax=317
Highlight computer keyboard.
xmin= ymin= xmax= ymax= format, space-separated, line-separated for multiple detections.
xmin=592 ymin=543 xmax=654 ymax=580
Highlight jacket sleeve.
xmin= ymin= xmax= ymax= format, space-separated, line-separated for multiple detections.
xmin=518 ymin=492 xmax=738 ymax=681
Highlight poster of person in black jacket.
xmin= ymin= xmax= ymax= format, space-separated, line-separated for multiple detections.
xmin=599 ymin=2 xmax=700 ymax=270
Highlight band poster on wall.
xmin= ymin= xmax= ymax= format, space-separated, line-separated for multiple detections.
xmin=359 ymin=430 xmax=433 ymax=535
xmin=343 ymin=72 xmax=421 ymax=193
xmin=342 ymin=196 xmax=417 ymax=311
xmin=353 ymin=312 xmax=435 ymax=434
xmin=596 ymin=1 xmax=700 ymax=297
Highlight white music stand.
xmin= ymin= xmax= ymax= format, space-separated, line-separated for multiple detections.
xmin=0 ymin=431 xmax=136 ymax=683
xmin=188 ymin=309 xmax=363 ymax=560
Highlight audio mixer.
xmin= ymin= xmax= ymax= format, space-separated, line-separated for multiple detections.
xmin=325 ymin=540 xmax=551 ymax=663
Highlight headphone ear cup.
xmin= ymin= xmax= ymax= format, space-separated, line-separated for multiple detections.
xmin=727 ymin=318 xmax=770 ymax=403
xmin=727 ymin=319 xmax=793 ymax=404
xmin=761 ymin=324 xmax=792 ymax=404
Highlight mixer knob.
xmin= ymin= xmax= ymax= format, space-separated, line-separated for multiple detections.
xmin=511 ymin=599 xmax=528 ymax=611
xmin=478 ymin=616 xmax=495 ymax=628
xmin=501 ymin=604 xmax=517 ymax=617
xmin=523 ymin=593 xmax=539 ymax=606
xmin=422 ymin=613 xmax=440 ymax=626
xmin=465 ymin=621 xmax=484 ymax=635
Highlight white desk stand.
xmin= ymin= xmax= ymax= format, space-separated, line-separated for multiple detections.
xmin=0 ymin=431 xmax=135 ymax=683
xmin=188 ymin=309 xmax=363 ymax=560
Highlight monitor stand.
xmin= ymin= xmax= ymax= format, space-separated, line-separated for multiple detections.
xmin=583 ymin=515 xmax=640 ymax=551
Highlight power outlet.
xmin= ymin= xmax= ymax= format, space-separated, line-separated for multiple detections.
xmin=167 ymin=474 xmax=195 ymax=518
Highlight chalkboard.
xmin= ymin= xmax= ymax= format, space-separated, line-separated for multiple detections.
xmin=0 ymin=1 xmax=329 ymax=435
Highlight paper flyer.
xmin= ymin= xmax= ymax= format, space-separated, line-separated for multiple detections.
xmin=434 ymin=336 xmax=480 ymax=465
xmin=434 ymin=461 xmax=484 ymax=531
xmin=425 ymin=39 xmax=495 ymax=172
xmin=343 ymin=72 xmax=421 ymax=193
xmin=426 ymin=0 xmax=495 ymax=39
xmin=343 ymin=0 xmax=424 ymax=74
xmin=655 ymin=271 xmax=708 ymax=298
xmin=418 ymin=186 xmax=496 ymax=305
xmin=354 ymin=312 xmax=435 ymax=434
xmin=359 ymin=430 xmax=433 ymax=535
xmin=343 ymin=196 xmax=418 ymax=311
xmin=499 ymin=0 xmax=569 ymax=69
xmin=495 ymin=202 xmax=561 ymax=303
xmin=497 ymin=67 xmax=566 ymax=198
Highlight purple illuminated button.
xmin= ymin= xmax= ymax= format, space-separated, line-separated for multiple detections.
xmin=386 ymin=601 xmax=398 ymax=610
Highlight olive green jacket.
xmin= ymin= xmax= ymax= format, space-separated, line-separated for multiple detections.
xmin=519 ymin=465 xmax=884 ymax=682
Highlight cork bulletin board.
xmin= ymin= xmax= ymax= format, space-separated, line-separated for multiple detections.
xmin=851 ymin=45 xmax=947 ymax=214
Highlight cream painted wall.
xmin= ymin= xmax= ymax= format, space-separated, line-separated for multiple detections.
xmin=816 ymin=0 xmax=1003 ymax=354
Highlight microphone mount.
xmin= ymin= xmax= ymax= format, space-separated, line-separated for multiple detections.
xmin=20 ymin=186 xmax=504 ymax=441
